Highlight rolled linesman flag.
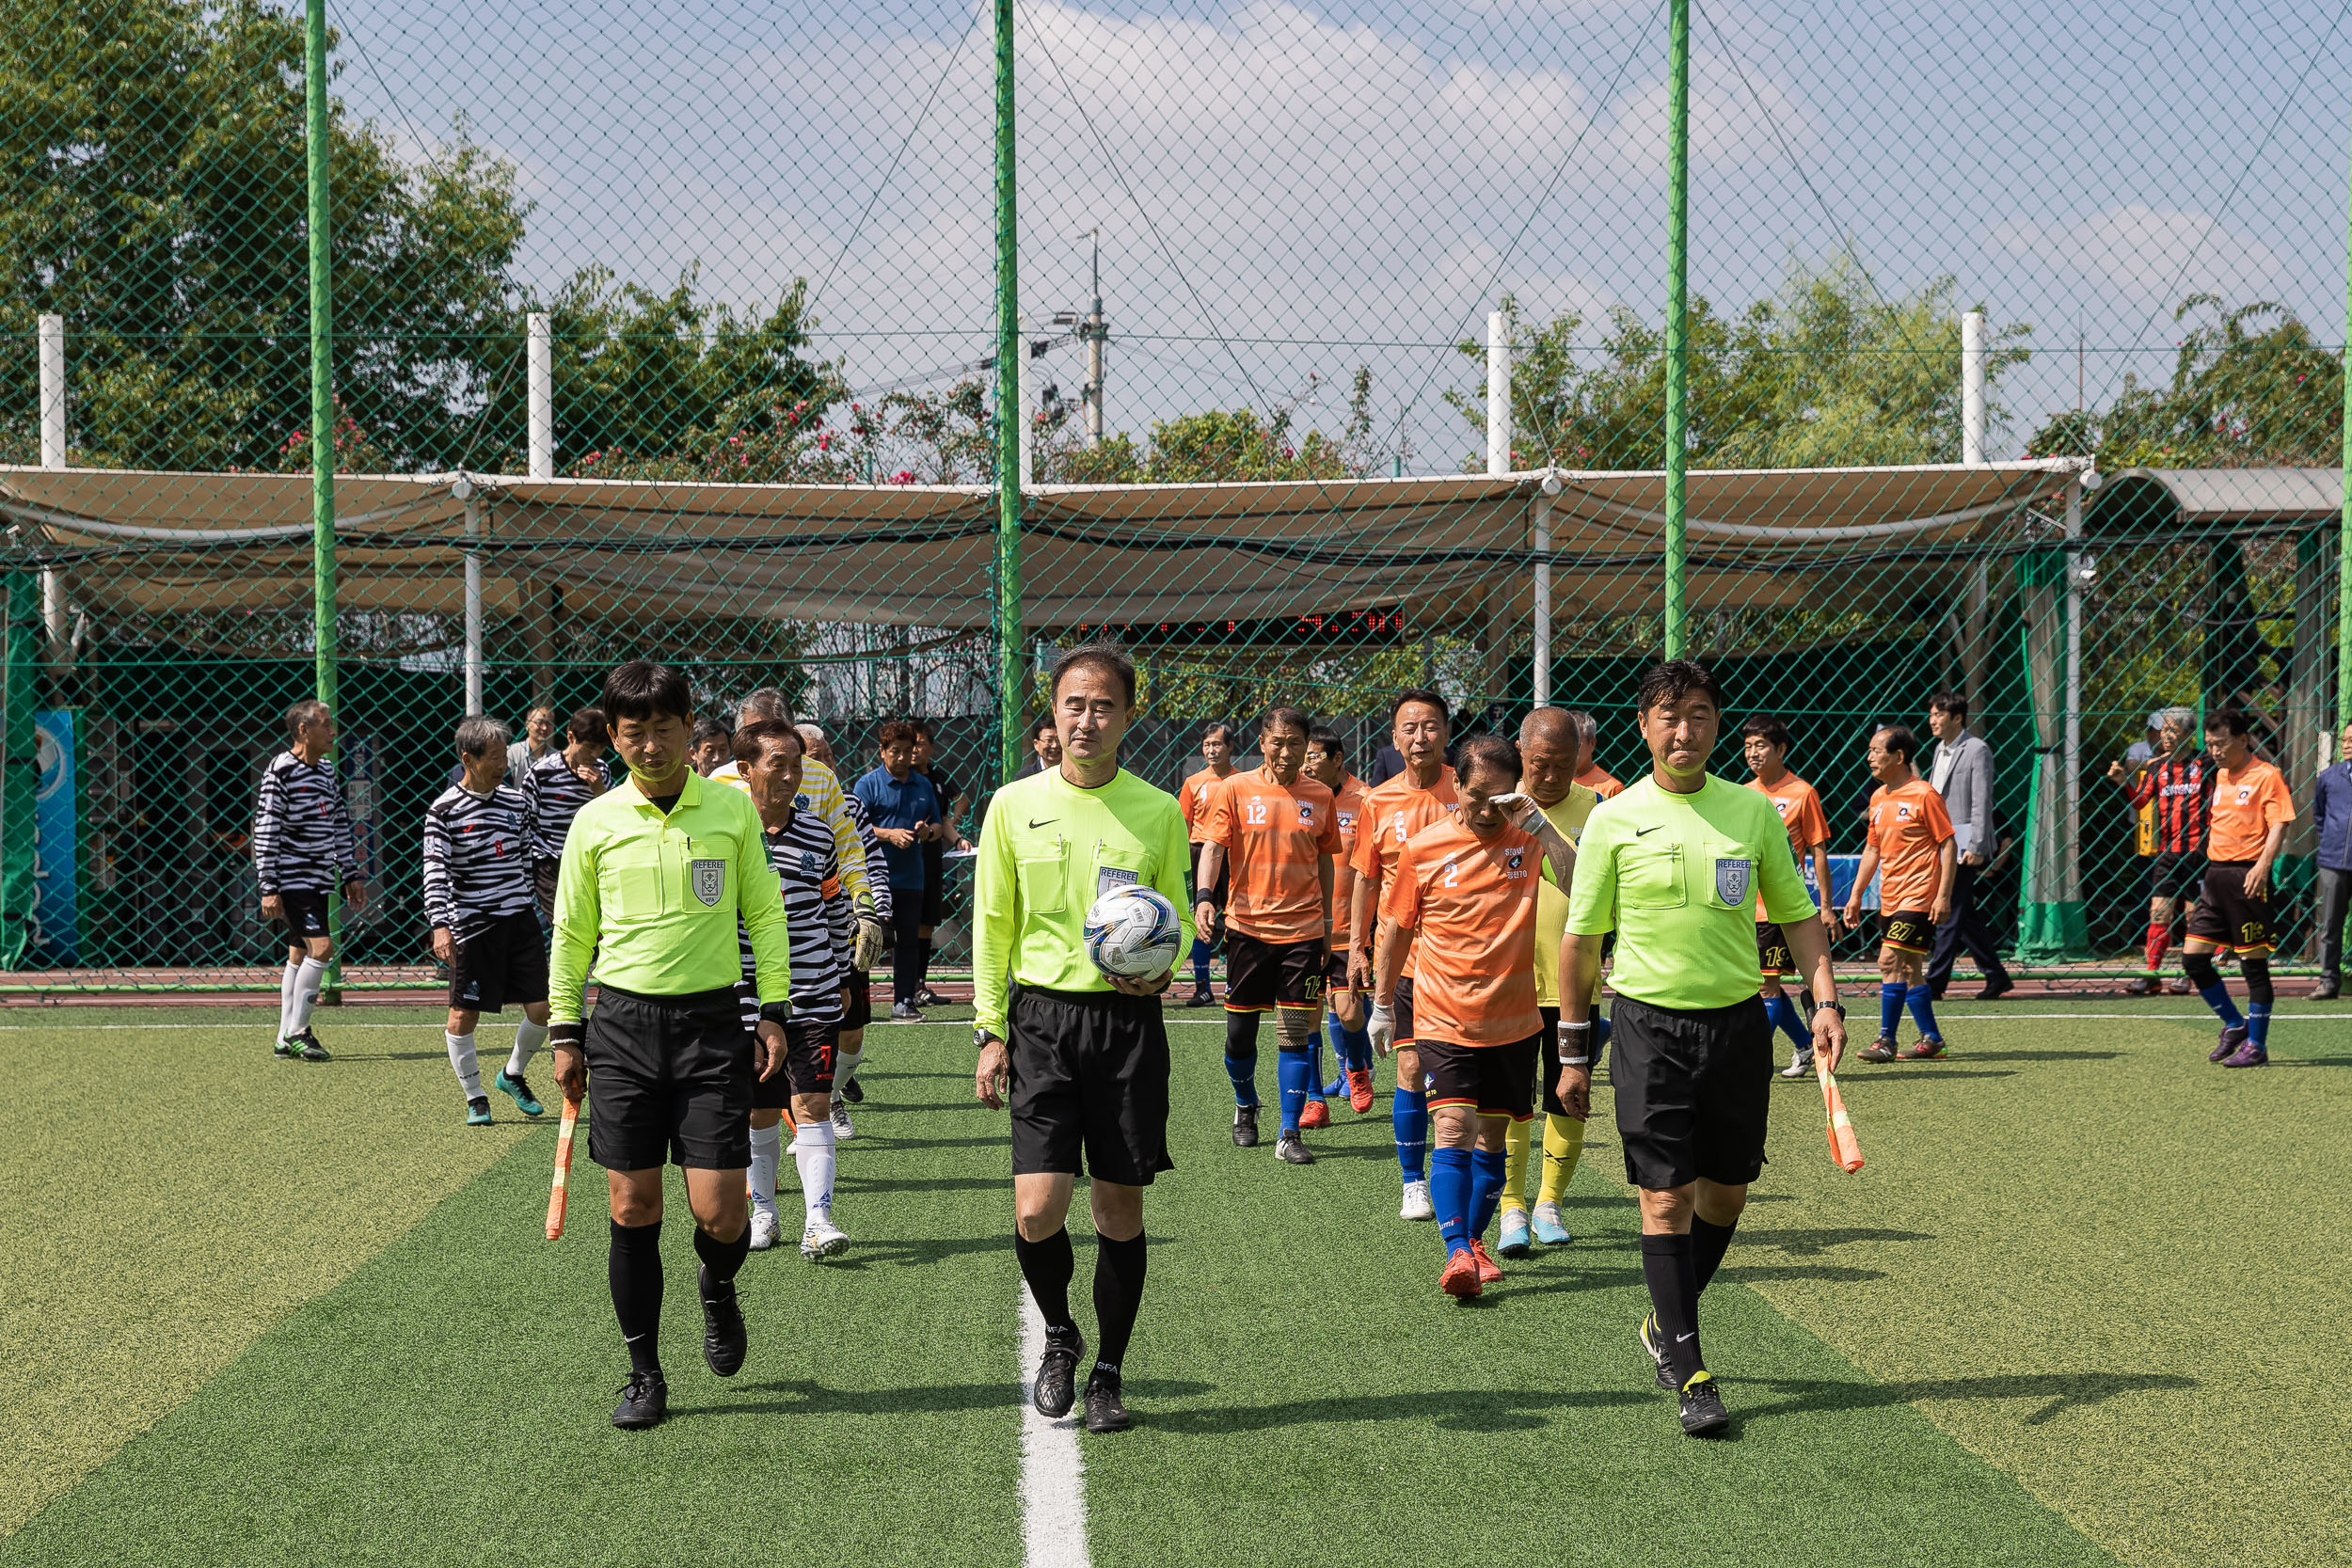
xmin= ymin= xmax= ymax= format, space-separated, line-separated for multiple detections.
xmin=546 ymin=1097 xmax=583 ymax=1239
xmin=1820 ymin=1063 xmax=1865 ymax=1174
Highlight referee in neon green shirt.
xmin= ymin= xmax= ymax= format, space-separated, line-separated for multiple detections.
xmin=547 ymin=660 xmax=792 ymax=1431
xmin=1558 ymin=659 xmax=1845 ymax=1438
xmin=973 ymin=643 xmax=1193 ymax=1435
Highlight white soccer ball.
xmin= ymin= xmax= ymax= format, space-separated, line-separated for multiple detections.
xmin=1084 ymin=884 xmax=1183 ymax=980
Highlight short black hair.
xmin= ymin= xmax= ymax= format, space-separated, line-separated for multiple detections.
xmin=1052 ymin=641 xmax=1136 ymax=706
xmin=565 ymin=706 xmax=609 ymax=746
xmin=1929 ymin=690 xmax=1968 ymax=723
xmin=1390 ymin=688 xmax=1449 ymax=728
xmin=1260 ymin=705 xmax=1311 ymax=737
xmin=1455 ymin=733 xmax=1522 ymax=787
xmin=731 ymin=719 xmax=803 ymax=768
xmin=2206 ymin=709 xmax=2252 ymax=739
xmin=878 ymin=718 xmax=919 ymax=747
xmin=691 ymin=716 xmax=733 ymax=747
xmin=1876 ymin=723 xmax=1920 ymax=764
xmin=602 ymin=660 xmax=693 ymax=725
xmin=1306 ymin=723 xmax=1346 ymax=765
xmin=1198 ymin=720 xmax=1232 ymax=747
xmin=912 ymin=718 xmax=936 ymax=740
xmin=1634 ymin=659 xmax=1724 ymax=714
xmin=1030 ymin=713 xmax=1057 ymax=741
xmin=1740 ymin=715 xmax=1789 ymax=752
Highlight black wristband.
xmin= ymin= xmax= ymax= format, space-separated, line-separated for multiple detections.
xmin=757 ymin=1000 xmax=792 ymax=1028
xmin=549 ymin=1021 xmax=585 ymax=1048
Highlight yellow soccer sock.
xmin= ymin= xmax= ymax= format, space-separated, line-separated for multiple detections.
xmin=1500 ymin=1115 xmax=1532 ymax=1214
xmin=1537 ymin=1113 xmax=1586 ymax=1206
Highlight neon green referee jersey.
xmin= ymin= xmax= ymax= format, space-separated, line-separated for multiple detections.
xmin=548 ymin=768 xmax=790 ymax=1024
xmin=971 ymin=766 xmax=1195 ymax=1037
xmin=1563 ymin=772 xmax=1814 ymax=1010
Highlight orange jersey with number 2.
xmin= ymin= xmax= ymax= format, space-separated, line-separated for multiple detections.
xmin=1381 ymin=817 xmax=1543 ymax=1046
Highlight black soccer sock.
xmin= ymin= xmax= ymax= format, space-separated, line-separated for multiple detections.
xmin=1691 ymin=1215 xmax=1739 ymax=1294
xmin=693 ymin=1219 xmax=751 ymax=1296
xmin=609 ymin=1219 xmax=665 ymax=1376
xmin=1015 ymin=1227 xmax=1080 ymax=1341
xmin=916 ymin=936 xmax=935 ymax=990
xmin=1092 ymin=1230 xmax=1149 ymax=1378
xmin=1640 ymin=1231 xmax=1705 ymax=1386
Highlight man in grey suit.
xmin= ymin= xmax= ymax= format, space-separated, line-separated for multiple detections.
xmin=1924 ymin=692 xmax=2014 ymax=1000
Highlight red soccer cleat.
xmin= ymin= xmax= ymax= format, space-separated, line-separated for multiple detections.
xmin=1299 ymin=1098 xmax=1331 ymax=1130
xmin=1439 ymin=1247 xmax=1483 ymax=1299
xmin=1345 ymin=1068 xmax=1375 ymax=1114
xmin=1470 ymin=1238 xmax=1504 ymax=1284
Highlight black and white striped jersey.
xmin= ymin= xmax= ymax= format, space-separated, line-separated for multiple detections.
xmin=251 ymin=750 xmax=358 ymax=895
xmin=421 ymin=782 xmax=539 ymax=938
xmin=838 ymin=788 xmax=894 ymax=920
xmin=738 ymin=807 xmax=849 ymax=1022
xmin=522 ymin=750 xmax=612 ymax=862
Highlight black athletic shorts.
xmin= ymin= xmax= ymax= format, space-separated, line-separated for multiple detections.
xmin=1225 ymin=930 xmax=1326 ymax=1012
xmin=273 ymin=889 xmax=330 ymax=943
xmin=2149 ymin=849 xmax=2207 ymax=906
xmin=1392 ymin=974 xmax=1417 ymax=1047
xmin=2188 ymin=861 xmax=2275 ymax=955
xmin=1880 ymin=911 xmax=1935 ymax=956
xmin=449 ymin=911 xmax=548 ymax=1013
xmin=843 ymin=971 xmax=873 ymax=1032
xmin=532 ymin=859 xmax=562 ymax=924
xmin=1756 ymin=922 xmax=1794 ymax=976
xmin=1325 ymin=946 xmax=1355 ymax=993
xmin=1609 ymin=992 xmax=1772 ymax=1190
xmin=1419 ymin=1034 xmax=1539 ymax=1121
xmin=750 ymin=1018 xmax=838 ymax=1108
xmin=584 ymin=983 xmax=754 ymax=1172
xmin=1009 ymin=985 xmax=1172 ymax=1186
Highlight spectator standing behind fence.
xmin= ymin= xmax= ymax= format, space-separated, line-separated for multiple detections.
xmin=913 ymin=721 xmax=970 ymax=1010
xmin=855 ymin=721 xmax=943 ymax=1023
xmin=2108 ymin=707 xmax=2205 ymax=996
xmin=1572 ymin=711 xmax=1625 ymax=800
xmin=253 ymin=699 xmax=367 ymax=1062
xmin=1922 ymin=693 xmax=2013 ymax=1002
xmin=2308 ymin=723 xmax=2352 ymax=1000
xmin=522 ymin=708 xmax=613 ymax=927
xmin=1026 ymin=713 xmax=1062 ymax=775
xmin=509 ymin=705 xmax=558 ymax=776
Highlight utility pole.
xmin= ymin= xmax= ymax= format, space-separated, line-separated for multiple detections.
xmin=1083 ymin=230 xmax=1105 ymax=446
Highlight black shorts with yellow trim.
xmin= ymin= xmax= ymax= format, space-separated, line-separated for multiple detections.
xmin=1879 ymin=911 xmax=1935 ymax=956
xmin=1755 ymin=921 xmax=1793 ymax=976
xmin=2187 ymin=861 xmax=2275 ymax=955
xmin=1224 ymin=929 xmax=1327 ymax=1012
xmin=1323 ymin=945 xmax=1355 ymax=994
xmin=1418 ymin=1034 xmax=1540 ymax=1122
xmin=1391 ymin=974 xmax=1417 ymax=1047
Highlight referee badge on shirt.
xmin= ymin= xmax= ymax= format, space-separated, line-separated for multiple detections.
xmin=1097 ymin=865 xmax=1139 ymax=898
xmin=1713 ymin=857 xmax=1751 ymax=906
xmin=691 ymin=858 xmax=726 ymax=907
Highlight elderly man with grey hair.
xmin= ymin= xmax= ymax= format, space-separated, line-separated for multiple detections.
xmin=1923 ymin=690 xmax=2014 ymax=1001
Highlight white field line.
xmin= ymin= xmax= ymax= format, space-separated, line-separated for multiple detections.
xmin=1019 ymin=1284 xmax=1092 ymax=1568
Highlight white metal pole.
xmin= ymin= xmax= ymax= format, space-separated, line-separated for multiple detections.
xmin=1532 ymin=490 xmax=1552 ymax=706
xmin=527 ymin=312 xmax=554 ymax=481
xmin=39 ymin=313 xmax=67 ymax=661
xmin=2062 ymin=474 xmax=2084 ymax=903
xmin=1486 ymin=309 xmax=1511 ymax=476
xmin=463 ymin=493 xmax=485 ymax=716
xmin=1962 ymin=310 xmax=1986 ymax=466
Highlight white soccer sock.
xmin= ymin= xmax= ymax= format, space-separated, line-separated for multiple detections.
xmin=278 ymin=959 xmax=301 ymax=1039
xmin=791 ymin=1120 xmax=838 ymax=1220
xmin=444 ymin=1031 xmax=483 ymax=1100
xmin=506 ymin=1018 xmax=548 ymax=1078
xmin=748 ymin=1122 xmax=783 ymax=1210
xmin=834 ymin=1048 xmax=864 ymax=1089
xmin=287 ymin=957 xmax=328 ymax=1036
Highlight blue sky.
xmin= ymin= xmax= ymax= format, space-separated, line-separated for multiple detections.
xmin=329 ymin=0 xmax=2352 ymax=465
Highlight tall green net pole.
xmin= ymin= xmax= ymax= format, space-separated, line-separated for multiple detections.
xmin=2339 ymin=84 xmax=2352 ymax=732
xmin=1661 ymin=0 xmax=1691 ymax=659
xmin=993 ymin=0 xmax=1023 ymax=786
xmin=306 ymin=0 xmax=342 ymax=995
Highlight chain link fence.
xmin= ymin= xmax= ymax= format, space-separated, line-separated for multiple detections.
xmin=2 ymin=0 xmax=2348 ymax=990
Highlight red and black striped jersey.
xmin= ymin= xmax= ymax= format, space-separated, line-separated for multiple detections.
xmin=2129 ymin=753 xmax=2210 ymax=855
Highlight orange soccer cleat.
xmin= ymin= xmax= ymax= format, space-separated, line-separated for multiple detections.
xmin=1470 ymin=1238 xmax=1504 ymax=1284
xmin=1439 ymin=1246 xmax=1484 ymax=1299
xmin=1345 ymin=1067 xmax=1375 ymax=1114
xmin=1298 ymin=1098 xmax=1331 ymax=1130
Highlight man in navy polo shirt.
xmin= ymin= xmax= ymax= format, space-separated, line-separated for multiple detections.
xmin=854 ymin=721 xmax=943 ymax=1022
xmin=2311 ymin=723 xmax=2352 ymax=999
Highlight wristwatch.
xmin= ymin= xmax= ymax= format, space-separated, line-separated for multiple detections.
xmin=1812 ymin=1001 xmax=1847 ymax=1018
xmin=974 ymin=1027 xmax=999 ymax=1053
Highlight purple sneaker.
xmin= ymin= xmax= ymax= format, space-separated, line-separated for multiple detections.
xmin=2209 ymin=1023 xmax=2247 ymax=1063
xmin=2219 ymin=1040 xmax=2268 ymax=1069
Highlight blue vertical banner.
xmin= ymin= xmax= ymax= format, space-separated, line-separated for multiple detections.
xmin=32 ymin=710 xmax=77 ymax=964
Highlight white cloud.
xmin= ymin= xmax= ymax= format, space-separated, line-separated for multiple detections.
xmin=1600 ymin=52 xmax=1812 ymax=177
xmin=1991 ymin=203 xmax=2286 ymax=302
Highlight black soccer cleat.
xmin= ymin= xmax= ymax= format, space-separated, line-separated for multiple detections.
xmin=1274 ymin=1132 xmax=1314 ymax=1164
xmin=1231 ymin=1105 xmax=1260 ymax=1148
xmin=1677 ymin=1370 xmax=1730 ymax=1437
xmin=839 ymin=1075 xmax=865 ymax=1104
xmin=291 ymin=1028 xmax=331 ymax=1063
xmin=1638 ymin=1310 xmax=1675 ymax=1390
xmin=612 ymin=1370 xmax=669 ymax=1430
xmin=1034 ymin=1331 xmax=1084 ymax=1419
xmin=699 ymin=1268 xmax=747 ymax=1378
xmin=1084 ymin=1370 xmax=1133 ymax=1433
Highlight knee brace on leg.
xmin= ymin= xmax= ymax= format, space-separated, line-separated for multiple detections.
xmin=2181 ymin=952 xmax=2222 ymax=991
xmin=1274 ymin=1006 xmax=1318 ymax=1051
xmin=1224 ymin=1009 xmax=1262 ymax=1061
xmin=2239 ymin=956 xmax=2273 ymax=1006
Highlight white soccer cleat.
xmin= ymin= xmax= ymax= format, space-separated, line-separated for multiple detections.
xmin=830 ymin=1096 xmax=856 ymax=1141
xmin=801 ymin=1214 xmax=850 ymax=1259
xmin=748 ymin=1205 xmax=782 ymax=1252
xmin=1400 ymin=1179 xmax=1435 ymax=1221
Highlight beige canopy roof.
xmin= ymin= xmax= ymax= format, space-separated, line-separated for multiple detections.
xmin=0 ymin=459 xmax=2087 ymax=629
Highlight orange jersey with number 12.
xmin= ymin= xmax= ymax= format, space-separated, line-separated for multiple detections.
xmin=1201 ymin=767 xmax=1341 ymax=944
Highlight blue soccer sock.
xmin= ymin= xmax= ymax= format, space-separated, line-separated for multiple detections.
xmin=1393 ymin=1088 xmax=1428 ymax=1182
xmin=1190 ymin=936 xmax=1213 ymax=990
xmin=1763 ymin=994 xmax=1813 ymax=1051
xmin=1223 ymin=1011 xmax=1260 ymax=1107
xmin=2247 ymin=1000 xmax=2272 ymax=1049
xmin=1277 ymin=1047 xmax=1311 ymax=1133
xmin=1321 ymin=1014 xmax=1346 ymax=1094
xmin=2181 ymin=953 xmax=2242 ymax=1026
xmin=1468 ymin=1147 xmax=1507 ymax=1238
xmin=1879 ymin=982 xmax=1904 ymax=1041
xmin=1430 ymin=1147 xmax=1472 ymax=1254
xmin=1905 ymin=985 xmax=1941 ymax=1041
xmin=1341 ymin=1024 xmax=1373 ymax=1073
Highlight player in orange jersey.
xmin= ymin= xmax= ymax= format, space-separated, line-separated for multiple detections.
xmin=2180 ymin=709 xmax=2296 ymax=1068
xmin=1571 ymin=709 xmax=1625 ymax=800
xmin=1740 ymin=715 xmax=1837 ymax=1077
xmin=1843 ymin=725 xmax=1956 ymax=1061
xmin=1179 ymin=721 xmax=1237 ymax=1006
xmin=1196 ymin=706 xmax=1341 ymax=1164
xmin=1352 ymin=689 xmax=1460 ymax=1220
xmin=1375 ymin=734 xmax=1576 ymax=1299
xmin=1304 ymin=725 xmax=1375 ymax=1117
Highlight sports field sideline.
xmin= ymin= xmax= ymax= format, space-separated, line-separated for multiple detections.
xmin=5 ymin=1001 xmax=2345 ymax=1567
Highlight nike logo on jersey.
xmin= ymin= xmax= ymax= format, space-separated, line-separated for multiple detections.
xmin=1677 ymin=1332 xmax=1695 ymax=1342
xmin=1028 ymin=817 xmax=1057 ymax=829
xmin=1635 ymin=824 xmax=1664 ymax=836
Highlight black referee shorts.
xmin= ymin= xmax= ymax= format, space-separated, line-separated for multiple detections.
xmin=1609 ymin=993 xmax=1772 ymax=1191
xmin=1009 ymin=986 xmax=1173 ymax=1187
xmin=585 ymin=984 xmax=753 ymax=1172
xmin=449 ymin=911 xmax=548 ymax=1013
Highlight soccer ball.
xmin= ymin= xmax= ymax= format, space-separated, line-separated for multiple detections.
xmin=1084 ymin=884 xmax=1182 ymax=980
